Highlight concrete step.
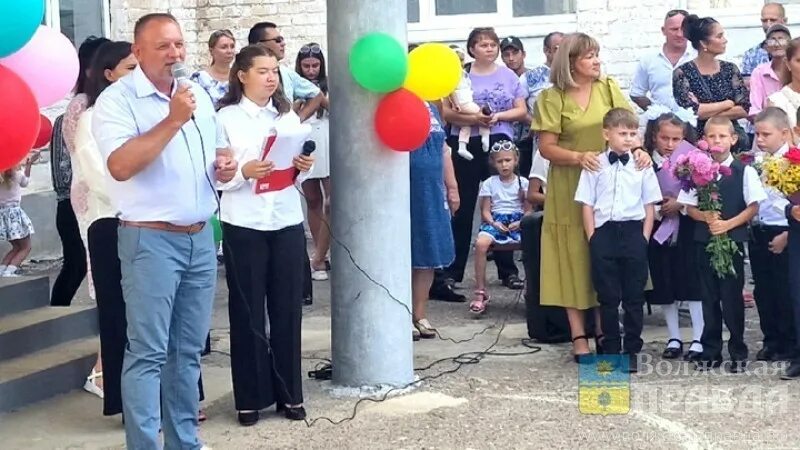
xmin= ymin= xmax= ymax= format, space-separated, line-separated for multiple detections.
xmin=0 ymin=305 xmax=98 ymax=363
xmin=0 ymin=276 xmax=50 ymax=318
xmin=0 ymin=336 xmax=97 ymax=413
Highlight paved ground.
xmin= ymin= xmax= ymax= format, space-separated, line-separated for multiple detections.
xmin=2 ymin=252 xmax=800 ymax=449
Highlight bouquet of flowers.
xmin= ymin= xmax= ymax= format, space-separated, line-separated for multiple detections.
xmin=735 ymin=151 xmax=764 ymax=175
xmin=665 ymin=142 xmax=738 ymax=278
xmin=761 ymin=147 xmax=800 ymax=203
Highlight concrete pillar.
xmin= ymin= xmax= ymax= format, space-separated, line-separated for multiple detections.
xmin=327 ymin=0 xmax=414 ymax=387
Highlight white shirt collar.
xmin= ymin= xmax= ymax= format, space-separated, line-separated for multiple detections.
xmin=774 ymin=143 xmax=790 ymax=157
xmin=239 ymin=96 xmax=279 ymax=118
xmin=652 ymin=151 xmax=667 ymax=166
xmin=132 ymin=65 xmax=176 ymax=100
xmin=722 ymin=154 xmax=734 ymax=167
xmin=659 ymin=44 xmax=695 ymax=65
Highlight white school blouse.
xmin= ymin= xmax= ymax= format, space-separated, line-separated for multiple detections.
xmin=216 ymin=97 xmax=311 ymax=231
xmin=72 ymin=108 xmax=119 ymax=240
xmin=574 ymin=150 xmax=663 ymax=228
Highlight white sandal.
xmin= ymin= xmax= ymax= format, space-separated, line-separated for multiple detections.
xmin=83 ymin=369 xmax=104 ymax=399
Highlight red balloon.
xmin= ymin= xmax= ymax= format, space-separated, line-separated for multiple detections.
xmin=33 ymin=114 xmax=53 ymax=148
xmin=0 ymin=65 xmax=39 ymax=171
xmin=374 ymin=88 xmax=430 ymax=152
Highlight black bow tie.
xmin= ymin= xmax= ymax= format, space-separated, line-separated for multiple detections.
xmin=609 ymin=152 xmax=630 ymax=166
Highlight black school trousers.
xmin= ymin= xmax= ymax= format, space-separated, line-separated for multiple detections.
xmin=589 ymin=221 xmax=648 ymax=355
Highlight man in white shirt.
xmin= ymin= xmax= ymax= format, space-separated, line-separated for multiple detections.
xmin=92 ymin=13 xmax=236 ymax=450
xmin=630 ymin=9 xmax=696 ymax=112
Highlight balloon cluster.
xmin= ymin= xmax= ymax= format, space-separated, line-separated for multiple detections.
xmin=0 ymin=0 xmax=79 ymax=171
xmin=349 ymin=33 xmax=462 ymax=152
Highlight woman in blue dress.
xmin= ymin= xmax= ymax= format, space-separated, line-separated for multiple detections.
xmin=410 ymin=104 xmax=460 ymax=340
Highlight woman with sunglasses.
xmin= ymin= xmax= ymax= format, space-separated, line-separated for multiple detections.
xmin=191 ymin=29 xmax=236 ymax=107
xmin=441 ymin=27 xmax=528 ymax=292
xmin=295 ymin=43 xmax=331 ymax=280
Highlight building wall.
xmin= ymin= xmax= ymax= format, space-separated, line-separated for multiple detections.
xmin=109 ymin=0 xmax=798 ymax=92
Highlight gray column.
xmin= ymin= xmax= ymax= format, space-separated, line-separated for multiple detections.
xmin=327 ymin=0 xmax=414 ymax=387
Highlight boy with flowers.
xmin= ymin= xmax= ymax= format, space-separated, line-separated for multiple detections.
xmin=750 ymin=108 xmax=795 ymax=363
xmin=677 ymin=117 xmax=766 ymax=372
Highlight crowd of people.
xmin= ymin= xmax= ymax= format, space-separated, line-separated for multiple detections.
xmin=2 ymin=2 xmax=800 ymax=449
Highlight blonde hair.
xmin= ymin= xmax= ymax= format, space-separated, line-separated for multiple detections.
xmin=550 ymin=33 xmax=600 ymax=90
xmin=603 ymin=108 xmax=639 ymax=129
xmin=754 ymin=106 xmax=791 ymax=131
xmin=704 ymin=116 xmax=735 ymax=134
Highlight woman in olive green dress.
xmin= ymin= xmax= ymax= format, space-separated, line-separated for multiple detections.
xmin=532 ymin=33 xmax=651 ymax=361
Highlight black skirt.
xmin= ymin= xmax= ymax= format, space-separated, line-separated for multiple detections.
xmin=646 ymin=215 xmax=703 ymax=305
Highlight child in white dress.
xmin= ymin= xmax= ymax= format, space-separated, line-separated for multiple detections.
xmin=449 ymin=69 xmax=491 ymax=161
xmin=0 ymin=154 xmax=37 ymax=276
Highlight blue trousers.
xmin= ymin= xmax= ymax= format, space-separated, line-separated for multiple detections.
xmin=118 ymin=224 xmax=216 ymax=450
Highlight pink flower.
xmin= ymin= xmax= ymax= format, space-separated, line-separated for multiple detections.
xmin=697 ymin=140 xmax=709 ymax=151
xmin=661 ymin=160 xmax=671 ymax=171
xmin=709 ymin=145 xmax=725 ymax=154
xmin=719 ymin=165 xmax=732 ymax=177
xmin=710 ymin=192 xmax=719 ymax=201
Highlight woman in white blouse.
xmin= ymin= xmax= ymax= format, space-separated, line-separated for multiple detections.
xmin=216 ymin=45 xmax=314 ymax=426
xmin=72 ymin=41 xmax=136 ymax=416
xmin=768 ymin=37 xmax=800 ymax=139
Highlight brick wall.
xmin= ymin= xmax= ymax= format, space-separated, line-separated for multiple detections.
xmin=114 ymin=0 xmax=327 ymax=71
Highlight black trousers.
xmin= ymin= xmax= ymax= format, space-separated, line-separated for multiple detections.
xmin=788 ymin=222 xmax=800 ymax=361
xmin=303 ymin=248 xmax=313 ymax=301
xmin=517 ymin=137 xmax=534 ymax=182
xmin=87 ymin=219 xmax=126 ymax=416
xmin=51 ymin=199 xmax=87 ymax=306
xmin=589 ymin=221 xmax=648 ymax=355
xmin=521 ymin=212 xmax=570 ymax=343
xmin=751 ymin=225 xmax=795 ymax=353
xmin=223 ymin=222 xmax=304 ymax=410
xmin=445 ymin=133 xmax=519 ymax=282
xmin=696 ymin=242 xmax=747 ymax=361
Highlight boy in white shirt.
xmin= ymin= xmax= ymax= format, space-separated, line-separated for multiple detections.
xmin=678 ymin=116 xmax=767 ymax=373
xmin=750 ymin=107 xmax=795 ymax=362
xmin=575 ymin=108 xmax=662 ymax=372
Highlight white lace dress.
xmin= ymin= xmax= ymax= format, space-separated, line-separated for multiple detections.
xmin=768 ymin=85 xmax=800 ymax=144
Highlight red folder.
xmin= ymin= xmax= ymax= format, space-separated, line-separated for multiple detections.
xmin=253 ymin=133 xmax=299 ymax=194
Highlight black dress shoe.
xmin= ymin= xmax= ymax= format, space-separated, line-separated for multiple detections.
xmin=662 ymin=339 xmax=683 ymax=359
xmin=693 ymin=357 xmax=723 ymax=371
xmin=237 ymin=411 xmax=259 ymax=426
xmin=277 ymin=404 xmax=307 ymax=421
xmin=628 ymin=354 xmax=639 ymax=373
xmin=781 ymin=362 xmax=800 ymax=380
xmin=756 ymin=347 xmax=776 ymax=361
xmin=775 ymin=349 xmax=797 ymax=361
xmin=429 ymin=284 xmax=466 ymax=302
xmin=683 ymin=340 xmax=702 ymax=362
xmin=303 ymin=296 xmax=313 ymax=306
xmin=727 ymin=360 xmax=748 ymax=373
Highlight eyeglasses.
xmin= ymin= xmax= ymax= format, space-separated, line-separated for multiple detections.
xmin=259 ymin=36 xmax=285 ymax=44
xmin=490 ymin=140 xmax=517 ymax=152
xmin=299 ymin=44 xmax=322 ymax=55
xmin=767 ymin=37 xmax=789 ymax=46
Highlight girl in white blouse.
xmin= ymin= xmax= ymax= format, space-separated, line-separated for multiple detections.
xmin=216 ymin=45 xmax=314 ymax=426
xmin=72 ymin=41 xmax=137 ymax=414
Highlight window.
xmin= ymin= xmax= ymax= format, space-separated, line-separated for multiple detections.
xmin=513 ymin=0 xmax=576 ymax=17
xmin=435 ymin=0 xmax=497 ymax=15
xmin=43 ymin=0 xmax=108 ymax=45
xmin=409 ymin=0 xmax=420 ymax=23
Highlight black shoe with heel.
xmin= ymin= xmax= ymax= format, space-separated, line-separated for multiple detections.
xmin=572 ymin=335 xmax=593 ymax=363
xmin=662 ymin=339 xmax=683 ymax=359
xmin=277 ymin=403 xmax=307 ymax=421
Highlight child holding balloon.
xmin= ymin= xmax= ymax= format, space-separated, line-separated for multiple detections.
xmin=0 ymin=153 xmax=38 ymax=277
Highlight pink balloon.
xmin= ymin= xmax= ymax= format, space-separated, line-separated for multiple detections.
xmin=0 ymin=26 xmax=79 ymax=108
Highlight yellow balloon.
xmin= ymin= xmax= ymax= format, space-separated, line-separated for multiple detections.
xmin=404 ymin=43 xmax=462 ymax=101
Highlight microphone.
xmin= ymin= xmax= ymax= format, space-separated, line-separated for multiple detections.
xmin=171 ymin=62 xmax=196 ymax=121
xmin=302 ymin=140 xmax=316 ymax=156
xmin=171 ymin=62 xmax=192 ymax=87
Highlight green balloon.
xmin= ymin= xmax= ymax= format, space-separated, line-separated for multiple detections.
xmin=210 ymin=215 xmax=222 ymax=245
xmin=0 ymin=0 xmax=44 ymax=58
xmin=349 ymin=33 xmax=407 ymax=93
